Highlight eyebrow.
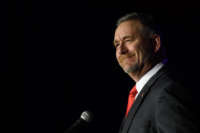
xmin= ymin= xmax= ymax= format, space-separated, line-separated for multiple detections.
xmin=113 ymin=35 xmax=133 ymax=46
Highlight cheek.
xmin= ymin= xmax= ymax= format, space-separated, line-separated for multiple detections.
xmin=135 ymin=46 xmax=146 ymax=64
xmin=135 ymin=50 xmax=142 ymax=64
xmin=116 ymin=52 xmax=121 ymax=63
xmin=115 ymin=51 xmax=119 ymax=60
xmin=137 ymin=46 xmax=153 ymax=64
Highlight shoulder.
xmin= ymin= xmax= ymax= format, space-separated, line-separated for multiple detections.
xmin=154 ymin=71 xmax=188 ymax=107
xmin=154 ymin=73 xmax=199 ymax=121
xmin=153 ymin=81 xmax=200 ymax=133
xmin=148 ymin=66 xmax=192 ymax=112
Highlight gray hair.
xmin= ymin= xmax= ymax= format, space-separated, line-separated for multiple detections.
xmin=116 ymin=12 xmax=160 ymax=38
xmin=116 ymin=12 xmax=167 ymax=61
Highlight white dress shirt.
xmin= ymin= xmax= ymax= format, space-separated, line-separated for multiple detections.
xmin=135 ymin=62 xmax=164 ymax=99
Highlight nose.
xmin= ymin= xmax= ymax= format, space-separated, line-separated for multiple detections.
xmin=118 ymin=43 xmax=128 ymax=55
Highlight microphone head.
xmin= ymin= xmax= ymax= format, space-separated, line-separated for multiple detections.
xmin=80 ymin=110 xmax=93 ymax=123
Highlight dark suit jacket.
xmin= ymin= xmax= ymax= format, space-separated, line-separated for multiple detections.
xmin=119 ymin=65 xmax=200 ymax=133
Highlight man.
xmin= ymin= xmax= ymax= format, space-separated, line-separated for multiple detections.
xmin=113 ymin=12 xmax=199 ymax=133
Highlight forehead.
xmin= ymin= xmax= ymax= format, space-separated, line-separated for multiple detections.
xmin=114 ymin=20 xmax=142 ymax=40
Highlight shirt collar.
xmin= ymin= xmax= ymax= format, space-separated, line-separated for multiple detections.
xmin=135 ymin=62 xmax=164 ymax=98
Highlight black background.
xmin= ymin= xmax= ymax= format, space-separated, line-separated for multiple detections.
xmin=7 ymin=0 xmax=200 ymax=133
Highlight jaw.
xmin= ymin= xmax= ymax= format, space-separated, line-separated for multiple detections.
xmin=122 ymin=61 xmax=138 ymax=74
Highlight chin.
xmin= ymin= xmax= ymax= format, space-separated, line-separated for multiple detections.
xmin=124 ymin=64 xmax=139 ymax=74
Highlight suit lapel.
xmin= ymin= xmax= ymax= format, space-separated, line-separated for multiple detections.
xmin=121 ymin=66 xmax=168 ymax=133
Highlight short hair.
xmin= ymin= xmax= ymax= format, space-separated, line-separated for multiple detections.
xmin=116 ymin=12 xmax=160 ymax=38
xmin=116 ymin=12 xmax=167 ymax=61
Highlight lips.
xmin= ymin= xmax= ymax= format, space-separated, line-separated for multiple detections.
xmin=119 ymin=54 xmax=135 ymax=64
xmin=119 ymin=54 xmax=135 ymax=60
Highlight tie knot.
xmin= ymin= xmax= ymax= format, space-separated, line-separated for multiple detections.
xmin=129 ymin=85 xmax=138 ymax=96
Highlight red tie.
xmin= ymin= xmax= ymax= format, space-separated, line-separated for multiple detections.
xmin=125 ymin=85 xmax=138 ymax=117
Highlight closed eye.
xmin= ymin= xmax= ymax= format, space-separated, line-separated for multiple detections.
xmin=113 ymin=41 xmax=120 ymax=48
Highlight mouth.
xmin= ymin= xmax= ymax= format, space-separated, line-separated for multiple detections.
xmin=124 ymin=54 xmax=136 ymax=60
xmin=119 ymin=54 xmax=135 ymax=63
xmin=127 ymin=54 xmax=135 ymax=58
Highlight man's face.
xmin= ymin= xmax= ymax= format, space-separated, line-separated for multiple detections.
xmin=114 ymin=20 xmax=154 ymax=74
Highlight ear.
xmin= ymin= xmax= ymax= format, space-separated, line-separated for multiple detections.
xmin=152 ymin=34 xmax=161 ymax=53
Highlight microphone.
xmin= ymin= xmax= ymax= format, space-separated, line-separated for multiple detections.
xmin=65 ymin=111 xmax=93 ymax=133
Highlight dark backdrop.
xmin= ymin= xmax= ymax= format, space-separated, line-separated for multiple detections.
xmin=16 ymin=1 xmax=200 ymax=133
